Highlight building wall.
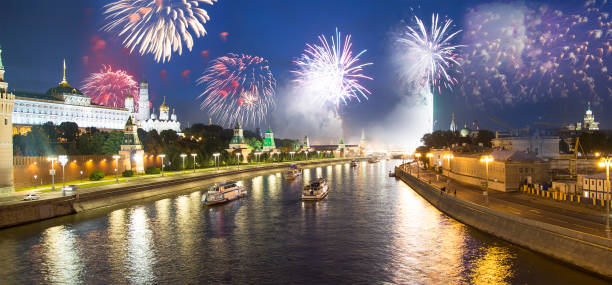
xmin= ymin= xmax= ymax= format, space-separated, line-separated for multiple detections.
xmin=13 ymin=98 xmax=130 ymax=130
xmin=492 ymin=136 xmax=559 ymax=158
xmin=13 ymin=155 xmax=163 ymax=188
xmin=446 ymin=155 xmax=549 ymax=191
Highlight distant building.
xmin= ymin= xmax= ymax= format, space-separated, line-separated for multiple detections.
xmin=226 ymin=122 xmax=250 ymax=162
xmin=11 ymin=60 xmax=131 ymax=134
xmin=492 ymin=132 xmax=560 ymax=159
xmin=450 ymin=113 xmax=457 ymax=132
xmin=119 ymin=116 xmax=144 ymax=174
xmin=440 ymin=150 xmax=550 ymax=192
xmin=567 ymin=102 xmax=600 ymax=131
xmin=262 ymin=128 xmax=277 ymax=152
xmin=138 ymin=96 xmax=181 ymax=133
xmin=581 ymin=173 xmax=611 ymax=200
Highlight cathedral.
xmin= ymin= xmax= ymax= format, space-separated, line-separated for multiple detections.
xmin=125 ymin=82 xmax=181 ymax=134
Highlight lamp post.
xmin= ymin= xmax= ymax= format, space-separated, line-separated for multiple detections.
xmin=426 ymin=153 xmax=434 ymax=169
xmin=317 ymin=151 xmax=320 ymax=159
xmin=414 ymin=153 xmax=421 ymax=178
xmin=58 ymin=155 xmax=68 ymax=190
xmin=254 ymin=152 xmax=261 ymax=164
xmin=443 ymin=153 xmax=454 ymax=187
xmin=112 ymin=155 xmax=120 ymax=183
xmin=290 ymin=151 xmax=295 ymax=161
xmin=210 ymin=153 xmax=218 ymax=171
xmin=47 ymin=157 xmax=57 ymax=191
xmin=327 ymin=150 xmax=331 ymax=158
xmin=236 ymin=153 xmax=241 ymax=170
xmin=133 ymin=154 xmax=143 ymax=176
xmin=480 ymin=155 xmax=494 ymax=205
xmin=597 ymin=157 xmax=611 ymax=234
xmin=33 ymin=175 xmax=37 ymax=187
xmin=159 ymin=154 xmax=166 ymax=176
xmin=305 ymin=150 xmax=309 ymax=160
xmin=79 ymin=170 xmax=83 ymax=182
xmin=190 ymin=153 xmax=198 ymax=173
xmin=180 ymin=153 xmax=187 ymax=171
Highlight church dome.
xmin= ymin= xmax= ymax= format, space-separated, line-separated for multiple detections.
xmin=460 ymin=124 xmax=470 ymax=137
xmin=159 ymin=96 xmax=169 ymax=112
xmin=46 ymin=82 xmax=83 ymax=96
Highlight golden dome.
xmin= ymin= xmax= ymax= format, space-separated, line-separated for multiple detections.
xmin=160 ymin=96 xmax=169 ymax=111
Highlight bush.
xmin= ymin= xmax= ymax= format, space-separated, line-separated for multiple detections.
xmin=89 ymin=171 xmax=105 ymax=181
xmin=145 ymin=167 xmax=161 ymax=174
xmin=122 ymin=170 xmax=134 ymax=177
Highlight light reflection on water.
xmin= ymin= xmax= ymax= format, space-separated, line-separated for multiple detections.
xmin=0 ymin=160 xmax=607 ymax=284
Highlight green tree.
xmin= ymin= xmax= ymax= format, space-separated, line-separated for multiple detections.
xmin=58 ymin=122 xmax=79 ymax=142
xmin=101 ymin=131 xmax=123 ymax=154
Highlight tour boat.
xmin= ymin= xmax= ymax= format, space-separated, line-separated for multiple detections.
xmin=302 ymin=178 xmax=329 ymax=201
xmin=368 ymin=157 xmax=380 ymax=163
xmin=202 ymin=181 xmax=247 ymax=206
xmin=286 ymin=165 xmax=302 ymax=180
xmin=350 ymin=160 xmax=359 ymax=167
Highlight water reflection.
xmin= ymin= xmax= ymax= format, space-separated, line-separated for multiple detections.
xmin=469 ymin=246 xmax=515 ymax=284
xmin=41 ymin=226 xmax=84 ymax=284
xmin=126 ymin=207 xmax=155 ymax=284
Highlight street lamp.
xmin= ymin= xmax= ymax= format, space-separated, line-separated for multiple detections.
xmin=58 ymin=155 xmax=68 ymax=190
xmin=254 ymin=152 xmax=261 ymax=164
xmin=133 ymin=154 xmax=144 ymax=175
xmin=290 ymin=151 xmax=295 ymax=161
xmin=480 ymin=155 xmax=494 ymax=205
xmin=414 ymin=153 xmax=422 ymax=178
xmin=33 ymin=175 xmax=37 ymax=187
xmin=159 ymin=154 xmax=166 ymax=176
xmin=443 ymin=153 xmax=454 ymax=188
xmin=426 ymin=153 xmax=434 ymax=169
xmin=112 ymin=155 xmax=120 ymax=183
xmin=47 ymin=156 xmax=57 ymax=191
xmin=236 ymin=153 xmax=241 ymax=170
xmin=180 ymin=153 xmax=187 ymax=171
xmin=79 ymin=170 xmax=83 ymax=182
xmin=597 ymin=157 xmax=611 ymax=234
xmin=212 ymin=153 xmax=219 ymax=171
xmin=317 ymin=150 xmax=320 ymax=159
xmin=305 ymin=150 xmax=309 ymax=160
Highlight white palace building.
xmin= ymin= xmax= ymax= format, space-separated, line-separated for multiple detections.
xmin=10 ymin=57 xmax=180 ymax=135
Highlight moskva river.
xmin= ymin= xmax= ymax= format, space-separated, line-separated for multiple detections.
xmin=0 ymin=160 xmax=606 ymax=284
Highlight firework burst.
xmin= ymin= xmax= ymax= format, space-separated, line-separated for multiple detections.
xmin=292 ymin=29 xmax=372 ymax=115
xmin=460 ymin=0 xmax=612 ymax=107
xmin=102 ymin=0 xmax=217 ymax=63
xmin=197 ymin=53 xmax=276 ymax=127
xmin=397 ymin=14 xmax=463 ymax=94
xmin=82 ymin=65 xmax=139 ymax=109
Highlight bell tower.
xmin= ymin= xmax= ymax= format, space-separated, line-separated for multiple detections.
xmin=0 ymin=45 xmax=15 ymax=196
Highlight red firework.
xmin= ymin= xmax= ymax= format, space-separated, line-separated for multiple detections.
xmin=82 ymin=65 xmax=139 ymax=109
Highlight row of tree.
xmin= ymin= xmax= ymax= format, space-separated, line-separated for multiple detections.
xmin=13 ymin=122 xmax=308 ymax=170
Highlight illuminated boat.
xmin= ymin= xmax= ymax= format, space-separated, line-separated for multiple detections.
xmin=286 ymin=164 xmax=302 ymax=180
xmin=350 ymin=160 xmax=358 ymax=167
xmin=202 ymin=181 xmax=247 ymax=206
xmin=368 ymin=157 xmax=380 ymax=163
xmin=302 ymin=178 xmax=329 ymax=201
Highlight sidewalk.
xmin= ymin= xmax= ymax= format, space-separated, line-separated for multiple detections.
xmin=402 ymin=164 xmax=611 ymax=238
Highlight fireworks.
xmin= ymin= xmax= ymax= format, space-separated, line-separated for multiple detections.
xmin=397 ymin=14 xmax=463 ymax=94
xmin=292 ymin=29 xmax=372 ymax=114
xmin=82 ymin=65 xmax=139 ymax=109
xmin=460 ymin=0 xmax=612 ymax=107
xmin=197 ymin=53 xmax=276 ymax=127
xmin=102 ymin=0 xmax=217 ymax=63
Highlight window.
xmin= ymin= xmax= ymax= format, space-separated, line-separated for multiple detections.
xmin=519 ymin=168 xmax=523 ymax=173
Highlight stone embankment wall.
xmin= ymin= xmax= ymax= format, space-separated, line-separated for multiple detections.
xmin=0 ymin=159 xmax=354 ymax=229
xmin=395 ymin=166 xmax=612 ymax=278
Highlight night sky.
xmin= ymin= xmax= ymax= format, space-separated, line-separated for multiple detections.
xmin=1 ymin=0 xmax=610 ymax=146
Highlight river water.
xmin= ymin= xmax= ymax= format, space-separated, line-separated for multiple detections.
xmin=0 ymin=160 xmax=606 ymax=284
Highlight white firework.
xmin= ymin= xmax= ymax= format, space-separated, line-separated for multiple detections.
xmin=103 ymin=0 xmax=217 ymax=63
xmin=292 ymin=29 xmax=373 ymax=114
xmin=398 ymin=14 xmax=462 ymax=93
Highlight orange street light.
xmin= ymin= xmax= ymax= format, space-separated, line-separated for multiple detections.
xmin=598 ymin=157 xmax=612 ymax=234
xmin=480 ymin=155 xmax=494 ymax=205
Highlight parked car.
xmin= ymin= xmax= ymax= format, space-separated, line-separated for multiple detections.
xmin=23 ymin=194 xmax=40 ymax=201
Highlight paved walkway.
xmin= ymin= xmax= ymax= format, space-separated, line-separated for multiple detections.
xmin=400 ymin=164 xmax=611 ymax=238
